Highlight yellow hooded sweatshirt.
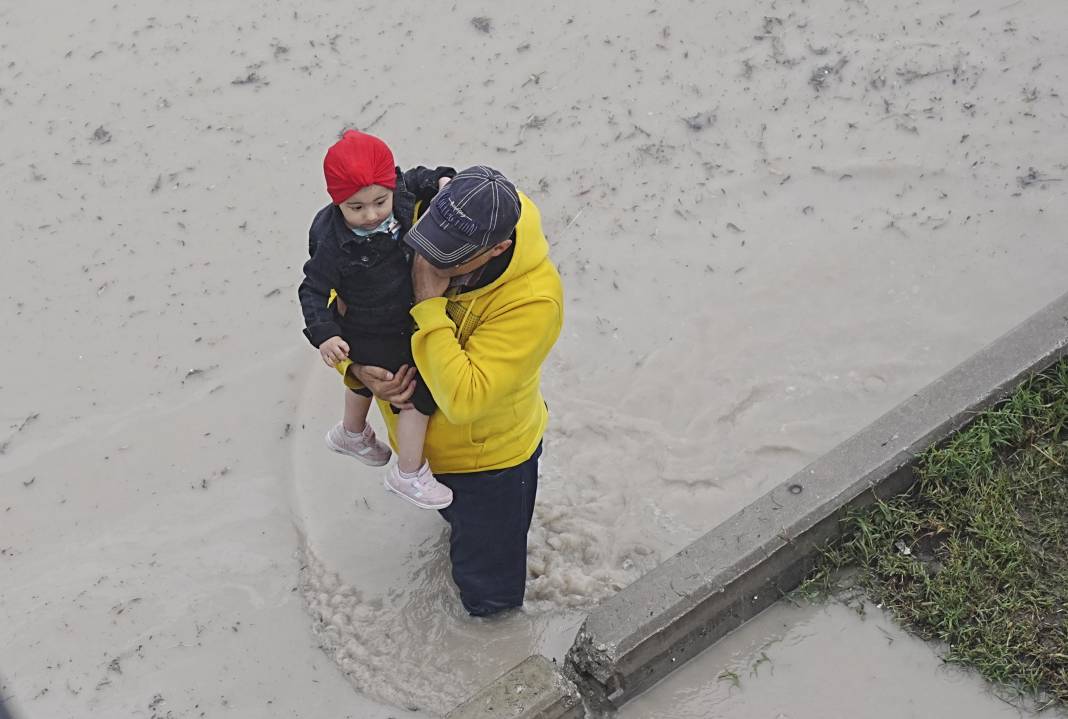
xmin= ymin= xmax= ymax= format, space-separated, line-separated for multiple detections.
xmin=337 ymin=192 xmax=563 ymax=473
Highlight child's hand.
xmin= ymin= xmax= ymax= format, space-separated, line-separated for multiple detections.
xmin=319 ymin=336 xmax=350 ymax=367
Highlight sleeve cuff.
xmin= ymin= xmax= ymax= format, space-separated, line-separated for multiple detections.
xmin=410 ymin=297 xmax=453 ymax=330
xmin=305 ymin=322 xmax=343 ymax=348
xmin=336 ymin=358 xmax=366 ymax=390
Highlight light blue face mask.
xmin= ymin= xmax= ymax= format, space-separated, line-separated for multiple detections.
xmin=350 ymin=215 xmax=396 ymax=237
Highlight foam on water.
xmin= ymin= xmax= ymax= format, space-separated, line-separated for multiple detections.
xmin=292 ymin=370 xmax=600 ymax=713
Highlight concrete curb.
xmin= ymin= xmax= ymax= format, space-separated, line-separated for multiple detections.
xmin=444 ymin=655 xmax=583 ymax=719
xmin=564 ymin=290 xmax=1068 ymax=709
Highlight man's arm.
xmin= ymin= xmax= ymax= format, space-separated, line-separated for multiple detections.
xmin=409 ymin=295 xmax=563 ymax=425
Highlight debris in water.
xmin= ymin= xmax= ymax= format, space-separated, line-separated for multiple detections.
xmin=518 ymin=114 xmax=548 ymax=144
xmin=1 ymin=413 xmax=40 ymax=455
xmin=231 ymin=70 xmax=267 ymax=86
xmin=682 ymin=111 xmax=716 ymax=131
xmin=809 ymin=57 xmax=848 ymax=91
xmin=896 ymin=67 xmax=951 ymax=84
xmin=1018 ymin=167 xmax=1062 ymax=188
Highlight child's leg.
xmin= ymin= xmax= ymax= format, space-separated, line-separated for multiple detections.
xmin=326 ymin=389 xmax=391 ymax=466
xmin=395 ymin=408 xmax=430 ymax=474
xmin=383 ymin=389 xmax=450 ymax=509
xmin=343 ymin=390 xmax=373 ymax=433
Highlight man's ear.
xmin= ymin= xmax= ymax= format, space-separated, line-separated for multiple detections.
xmin=490 ymin=238 xmax=514 ymax=257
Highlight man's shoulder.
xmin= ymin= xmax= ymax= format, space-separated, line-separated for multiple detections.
xmin=484 ymin=257 xmax=563 ymax=312
xmin=523 ymin=257 xmax=563 ymax=302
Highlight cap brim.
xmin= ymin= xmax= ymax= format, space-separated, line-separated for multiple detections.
xmin=403 ymin=208 xmax=486 ymax=269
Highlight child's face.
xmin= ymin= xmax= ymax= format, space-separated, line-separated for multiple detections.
xmin=338 ymin=184 xmax=394 ymax=231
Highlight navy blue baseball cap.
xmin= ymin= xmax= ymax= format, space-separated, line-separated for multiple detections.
xmin=403 ymin=165 xmax=521 ymax=269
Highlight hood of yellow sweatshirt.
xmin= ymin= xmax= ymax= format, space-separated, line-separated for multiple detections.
xmin=453 ymin=191 xmax=548 ymax=300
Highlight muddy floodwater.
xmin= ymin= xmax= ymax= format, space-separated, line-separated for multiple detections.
xmin=618 ymin=601 xmax=1044 ymax=719
xmin=2 ymin=0 xmax=1067 ymax=716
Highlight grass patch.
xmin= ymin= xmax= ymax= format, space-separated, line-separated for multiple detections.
xmin=800 ymin=358 xmax=1068 ymax=708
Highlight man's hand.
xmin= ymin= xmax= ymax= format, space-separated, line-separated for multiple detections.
xmin=348 ymin=363 xmax=417 ymax=410
xmin=412 ymin=254 xmax=450 ymax=303
xmin=319 ymin=336 xmax=350 ymax=367
xmin=437 ymin=176 xmax=451 ymax=191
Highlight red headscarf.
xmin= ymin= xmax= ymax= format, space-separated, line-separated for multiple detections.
xmin=323 ymin=130 xmax=396 ymax=203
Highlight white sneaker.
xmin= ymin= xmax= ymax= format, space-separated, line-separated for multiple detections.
xmin=384 ymin=462 xmax=453 ymax=510
xmin=324 ymin=422 xmax=392 ymax=466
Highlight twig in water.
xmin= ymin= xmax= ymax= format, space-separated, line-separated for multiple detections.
xmin=559 ymin=208 xmax=585 ymax=242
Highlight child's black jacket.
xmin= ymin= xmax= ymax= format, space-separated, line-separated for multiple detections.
xmin=298 ymin=166 xmax=453 ymax=347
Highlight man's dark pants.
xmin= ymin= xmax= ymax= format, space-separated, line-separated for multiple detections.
xmin=436 ymin=443 xmax=542 ymax=616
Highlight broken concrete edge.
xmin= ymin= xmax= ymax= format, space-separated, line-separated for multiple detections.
xmin=444 ymin=654 xmax=583 ymax=719
xmin=564 ymin=290 xmax=1068 ymax=708
xmin=563 ymin=471 xmax=908 ymax=708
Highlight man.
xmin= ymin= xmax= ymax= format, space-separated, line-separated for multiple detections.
xmin=339 ymin=165 xmax=564 ymax=616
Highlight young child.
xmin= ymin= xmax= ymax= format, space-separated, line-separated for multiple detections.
xmin=298 ymin=130 xmax=454 ymax=510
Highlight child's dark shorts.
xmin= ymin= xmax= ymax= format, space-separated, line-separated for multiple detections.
xmin=343 ymin=329 xmax=437 ymax=417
